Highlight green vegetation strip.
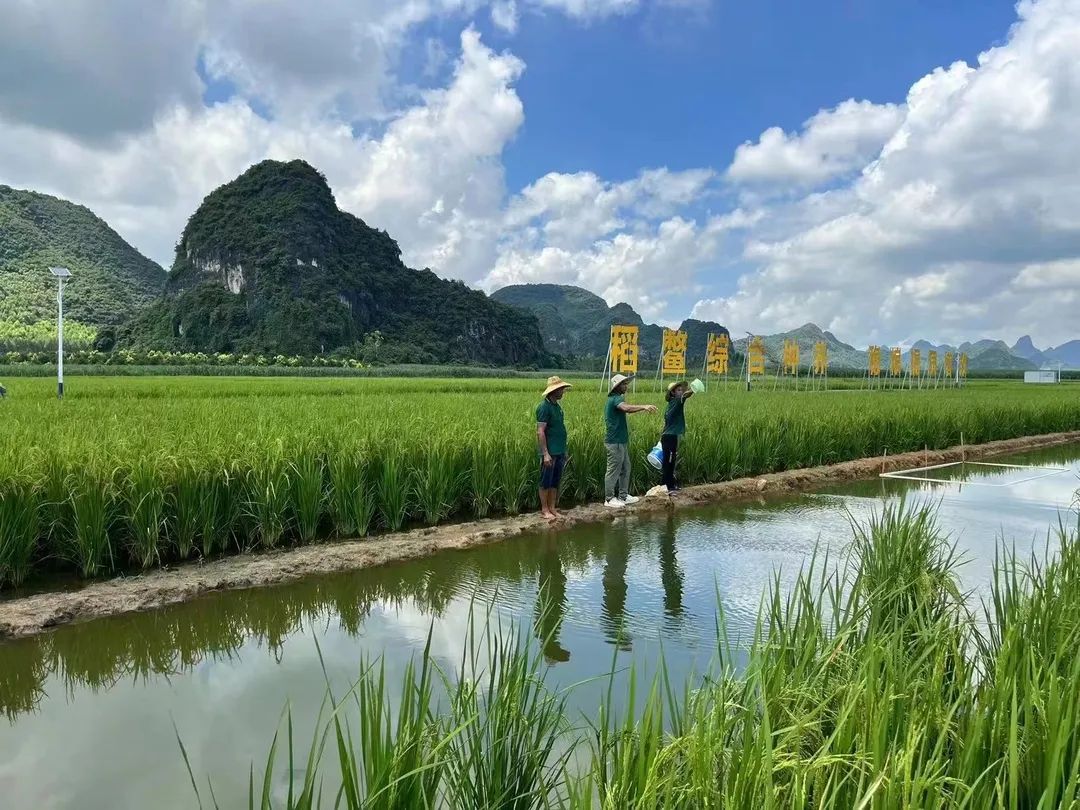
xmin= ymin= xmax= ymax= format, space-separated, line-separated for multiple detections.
xmin=2 ymin=377 xmax=1080 ymax=588
xmin=188 ymin=503 xmax=1080 ymax=807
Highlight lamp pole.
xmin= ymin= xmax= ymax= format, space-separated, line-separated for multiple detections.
xmin=745 ymin=332 xmax=753 ymax=391
xmin=48 ymin=267 xmax=72 ymax=399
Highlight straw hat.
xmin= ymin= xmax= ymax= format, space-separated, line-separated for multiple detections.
xmin=542 ymin=375 xmax=573 ymax=397
xmin=608 ymin=373 xmax=635 ymax=394
xmin=666 ymin=380 xmax=687 ymax=392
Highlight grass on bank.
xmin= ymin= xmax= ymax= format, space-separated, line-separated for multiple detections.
xmin=182 ymin=502 xmax=1080 ymax=808
xmin=1 ymin=376 xmax=1080 ymax=587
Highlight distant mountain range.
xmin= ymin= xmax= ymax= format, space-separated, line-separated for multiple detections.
xmin=490 ymin=284 xmax=728 ymax=365
xmin=1010 ymin=335 xmax=1080 ymax=367
xmin=2 ymin=169 xmax=1077 ymax=371
xmin=490 ymin=285 xmax=1080 ymax=371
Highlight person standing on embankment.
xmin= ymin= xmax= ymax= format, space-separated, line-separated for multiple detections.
xmin=604 ymin=374 xmax=657 ymax=509
xmin=662 ymin=380 xmax=693 ymax=492
xmin=537 ymin=376 xmax=572 ymax=521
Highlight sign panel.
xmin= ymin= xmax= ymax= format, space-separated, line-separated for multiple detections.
xmin=868 ymin=345 xmax=881 ymax=377
xmin=748 ymin=336 xmax=766 ymax=376
xmin=706 ymin=333 xmax=730 ymax=375
xmin=661 ymin=329 xmax=687 ymax=376
xmin=889 ymin=347 xmax=902 ymax=377
xmin=928 ymin=350 xmax=938 ymax=378
xmin=610 ymin=325 xmax=639 ymax=374
xmin=958 ymin=352 xmax=968 ymax=379
xmin=782 ymin=339 xmax=800 ymax=374
xmin=943 ymin=352 xmax=954 ymax=378
xmin=812 ymin=341 xmax=828 ymax=375
xmin=910 ymin=348 xmax=921 ymax=377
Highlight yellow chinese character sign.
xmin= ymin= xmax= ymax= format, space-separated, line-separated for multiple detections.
xmin=910 ymin=348 xmax=921 ymax=377
xmin=868 ymin=345 xmax=881 ymax=377
xmin=943 ymin=352 xmax=954 ymax=379
xmin=812 ymin=341 xmax=828 ymax=375
xmin=748 ymin=336 xmax=766 ymax=376
xmin=958 ymin=353 xmax=968 ymax=379
xmin=609 ymin=325 xmax=639 ymax=374
xmin=706 ymin=333 xmax=729 ymax=375
xmin=782 ymin=339 xmax=800 ymax=374
xmin=889 ymin=347 xmax=902 ymax=377
xmin=928 ymin=350 xmax=938 ymax=378
xmin=661 ymin=329 xmax=687 ymax=376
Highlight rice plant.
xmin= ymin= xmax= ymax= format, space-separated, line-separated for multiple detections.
xmin=414 ymin=442 xmax=464 ymax=525
xmin=328 ymin=453 xmax=376 ymax=538
xmin=65 ymin=468 xmax=115 ymax=577
xmin=376 ymin=456 xmax=411 ymax=531
xmin=470 ymin=439 xmax=501 ymax=519
xmin=245 ymin=454 xmax=290 ymax=550
xmin=291 ymin=449 xmax=326 ymax=544
xmin=0 ymin=480 xmax=40 ymax=586
xmin=123 ymin=460 xmax=166 ymax=568
xmin=170 ymin=459 xmax=201 ymax=560
xmin=1 ymin=375 xmax=1079 ymax=585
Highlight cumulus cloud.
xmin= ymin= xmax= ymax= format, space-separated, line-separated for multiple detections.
xmin=2 ymin=0 xmax=1076 ymax=349
xmin=698 ymin=0 xmax=1080 ymax=347
xmin=728 ymin=99 xmax=903 ymax=188
xmin=487 ymin=213 xmax=736 ymax=321
xmin=0 ymin=0 xmax=203 ymax=140
xmin=0 ymin=27 xmax=526 ymax=280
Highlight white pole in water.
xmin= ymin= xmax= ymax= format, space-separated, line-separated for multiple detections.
xmin=49 ymin=267 xmax=72 ymax=399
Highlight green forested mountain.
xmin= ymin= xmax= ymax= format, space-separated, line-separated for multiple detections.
xmin=490 ymin=283 xmax=728 ymax=364
xmin=0 ymin=185 xmax=166 ymax=327
xmin=123 ymin=160 xmax=549 ymax=365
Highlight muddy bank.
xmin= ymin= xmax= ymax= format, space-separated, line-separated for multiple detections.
xmin=2 ymin=431 xmax=1078 ymax=639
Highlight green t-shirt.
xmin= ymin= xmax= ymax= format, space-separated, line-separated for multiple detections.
xmin=663 ymin=396 xmax=686 ymax=436
xmin=536 ymin=399 xmax=567 ymax=456
xmin=605 ymin=395 xmax=629 ymax=444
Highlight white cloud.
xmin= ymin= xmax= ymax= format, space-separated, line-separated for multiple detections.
xmin=728 ymin=99 xmax=903 ymax=188
xmin=698 ymin=0 xmax=1080 ymax=348
xmin=0 ymin=0 xmax=204 ymax=139
xmin=1011 ymin=258 xmax=1080 ymax=290
xmin=2 ymin=0 xmax=1076 ymax=350
xmin=0 ymin=28 xmax=526 ymax=282
xmin=487 ymin=210 xmax=743 ymax=321
xmin=533 ymin=0 xmax=639 ymax=18
xmin=491 ymin=0 xmax=520 ymax=32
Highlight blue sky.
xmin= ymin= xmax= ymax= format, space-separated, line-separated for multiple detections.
xmin=1 ymin=0 xmax=1077 ymax=347
xmin=486 ymin=0 xmax=1016 ymax=190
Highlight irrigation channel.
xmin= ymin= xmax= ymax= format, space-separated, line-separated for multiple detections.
xmin=2 ymin=443 xmax=1079 ymax=808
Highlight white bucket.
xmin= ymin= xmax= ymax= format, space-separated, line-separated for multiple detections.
xmin=646 ymin=442 xmax=663 ymax=470
xmin=690 ymin=378 xmax=705 ymax=394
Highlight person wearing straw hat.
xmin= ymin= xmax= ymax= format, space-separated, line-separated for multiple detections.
xmin=604 ymin=374 xmax=657 ymax=508
xmin=661 ymin=380 xmax=694 ymax=493
xmin=537 ymin=375 xmax=572 ymax=521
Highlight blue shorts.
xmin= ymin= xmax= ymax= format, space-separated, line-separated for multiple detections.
xmin=539 ymin=454 xmax=566 ymax=489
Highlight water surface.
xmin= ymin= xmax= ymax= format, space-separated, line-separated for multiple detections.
xmin=2 ymin=444 xmax=1077 ymax=809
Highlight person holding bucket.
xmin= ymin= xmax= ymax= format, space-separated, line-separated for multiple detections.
xmin=604 ymin=374 xmax=657 ymax=509
xmin=537 ymin=376 xmax=572 ymax=521
xmin=661 ymin=380 xmax=694 ymax=492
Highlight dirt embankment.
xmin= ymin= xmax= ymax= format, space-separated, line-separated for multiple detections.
xmin=2 ymin=431 xmax=1078 ymax=640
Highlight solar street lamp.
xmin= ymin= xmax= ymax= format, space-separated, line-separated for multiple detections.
xmin=48 ymin=267 xmax=72 ymax=399
xmin=745 ymin=332 xmax=753 ymax=391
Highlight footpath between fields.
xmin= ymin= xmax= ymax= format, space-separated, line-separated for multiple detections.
xmin=2 ymin=430 xmax=1079 ymax=640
